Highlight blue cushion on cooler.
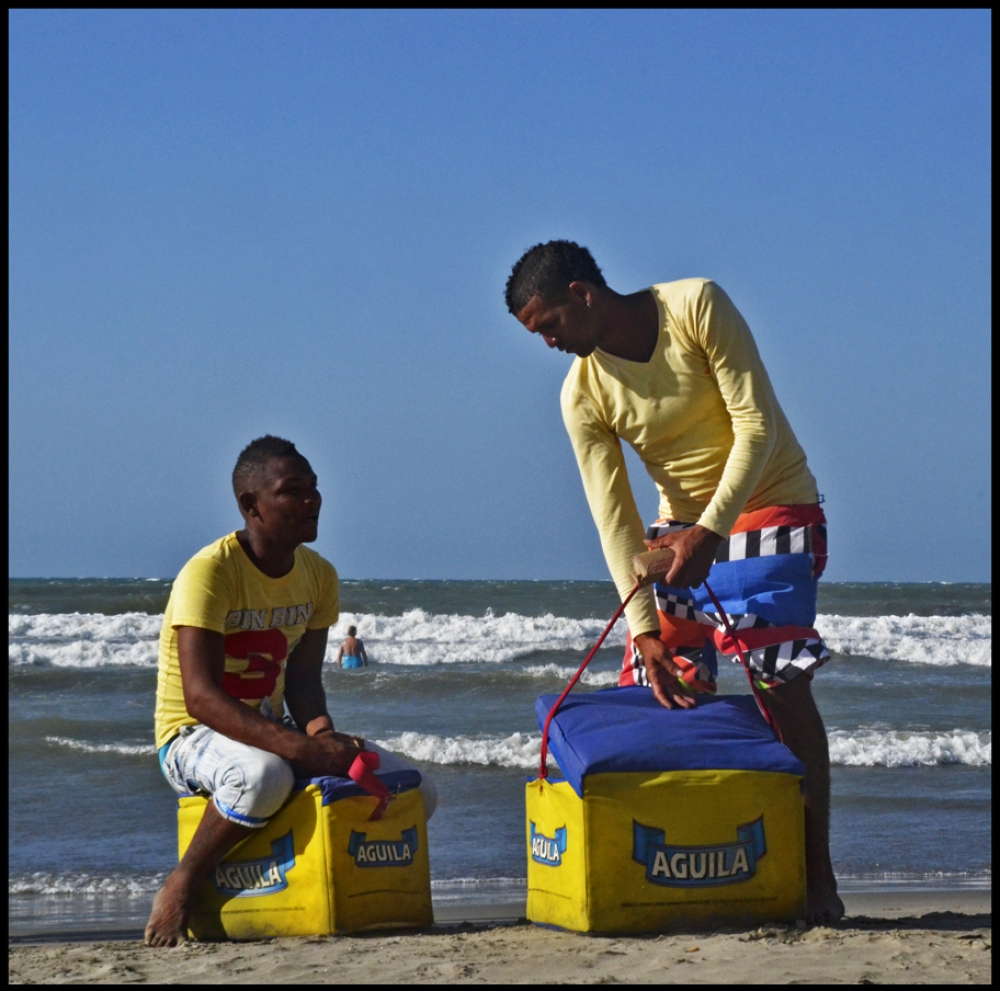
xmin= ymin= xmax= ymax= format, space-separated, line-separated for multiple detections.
xmin=535 ymin=688 xmax=804 ymax=797
xmin=295 ymin=769 xmax=423 ymax=806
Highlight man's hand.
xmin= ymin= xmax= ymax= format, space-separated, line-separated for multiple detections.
xmin=294 ymin=731 xmax=364 ymax=778
xmin=305 ymin=715 xmax=364 ymax=747
xmin=645 ymin=524 xmax=723 ymax=589
xmin=633 ymin=632 xmax=697 ymax=709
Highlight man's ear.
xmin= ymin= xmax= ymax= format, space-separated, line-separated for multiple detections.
xmin=238 ymin=491 xmax=258 ymax=519
xmin=567 ymin=281 xmax=595 ymax=307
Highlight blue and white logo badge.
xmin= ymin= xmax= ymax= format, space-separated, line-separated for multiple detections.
xmin=213 ymin=831 xmax=295 ymax=898
xmin=530 ymin=822 xmax=567 ymax=866
xmin=632 ymin=816 xmax=767 ymax=887
xmin=348 ymin=826 xmax=418 ymax=867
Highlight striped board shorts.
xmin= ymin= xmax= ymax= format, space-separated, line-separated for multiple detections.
xmin=621 ymin=504 xmax=830 ymax=691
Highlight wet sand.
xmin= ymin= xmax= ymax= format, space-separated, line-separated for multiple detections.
xmin=9 ymin=891 xmax=991 ymax=984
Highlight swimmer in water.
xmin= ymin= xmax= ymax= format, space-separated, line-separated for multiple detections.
xmin=337 ymin=626 xmax=369 ymax=669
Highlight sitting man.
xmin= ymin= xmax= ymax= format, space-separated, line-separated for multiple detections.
xmin=146 ymin=435 xmax=424 ymax=947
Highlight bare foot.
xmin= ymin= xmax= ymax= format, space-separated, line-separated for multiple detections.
xmin=144 ymin=878 xmax=192 ymax=947
xmin=806 ymin=883 xmax=845 ymax=925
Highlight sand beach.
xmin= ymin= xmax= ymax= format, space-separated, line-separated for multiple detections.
xmin=9 ymin=890 xmax=991 ymax=984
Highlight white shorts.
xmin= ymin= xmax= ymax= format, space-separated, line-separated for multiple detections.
xmin=160 ymin=725 xmax=436 ymax=827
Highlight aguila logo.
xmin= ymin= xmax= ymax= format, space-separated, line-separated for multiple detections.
xmin=212 ymin=831 xmax=295 ymax=898
xmin=529 ymin=822 xmax=567 ymax=867
xmin=348 ymin=827 xmax=418 ymax=867
xmin=632 ymin=816 xmax=767 ymax=887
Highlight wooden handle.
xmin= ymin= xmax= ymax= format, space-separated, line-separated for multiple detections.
xmin=631 ymin=547 xmax=675 ymax=587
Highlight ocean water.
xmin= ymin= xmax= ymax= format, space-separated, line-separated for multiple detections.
xmin=8 ymin=579 xmax=992 ymax=933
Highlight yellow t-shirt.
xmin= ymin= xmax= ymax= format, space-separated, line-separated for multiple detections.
xmin=560 ymin=279 xmax=818 ymax=636
xmin=154 ymin=533 xmax=340 ymax=749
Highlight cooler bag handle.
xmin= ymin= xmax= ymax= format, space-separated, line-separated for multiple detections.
xmin=538 ymin=548 xmax=675 ymax=780
xmin=538 ymin=550 xmax=782 ymax=782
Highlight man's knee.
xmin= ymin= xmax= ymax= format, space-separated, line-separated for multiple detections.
xmin=418 ymin=775 xmax=438 ymax=820
xmin=213 ymin=750 xmax=295 ymax=827
xmin=762 ymin=671 xmax=815 ymax=712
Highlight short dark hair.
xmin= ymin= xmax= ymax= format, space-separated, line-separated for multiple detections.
xmin=232 ymin=435 xmax=307 ymax=497
xmin=504 ymin=240 xmax=607 ymax=315
xmin=347 ymin=625 xmax=357 ymax=636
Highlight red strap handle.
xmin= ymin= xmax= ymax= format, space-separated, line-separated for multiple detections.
xmin=349 ymin=751 xmax=392 ymax=821
xmin=539 ymin=581 xmax=641 ymax=780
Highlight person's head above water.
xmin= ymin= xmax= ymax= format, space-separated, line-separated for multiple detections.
xmin=232 ymin=435 xmax=321 ymax=546
xmin=347 ymin=625 xmax=357 ymax=637
xmin=505 ymin=240 xmax=614 ymax=359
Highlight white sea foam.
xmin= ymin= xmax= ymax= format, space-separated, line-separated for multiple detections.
xmin=44 ymin=736 xmax=156 ymax=756
xmin=9 ymin=612 xmax=161 ymax=668
xmin=817 ymin=613 xmax=991 ymax=667
xmin=431 ymin=877 xmax=528 ymax=902
xmin=10 ymin=872 xmax=528 ymax=897
xmin=521 ymin=663 xmax=621 ymax=686
xmin=8 ymin=612 xmax=162 ymax=641
xmin=828 ymin=729 xmax=991 ymax=767
xmin=9 ymin=872 xmax=165 ymax=896
xmin=376 ymin=728 xmax=990 ymax=770
xmin=374 ymin=731 xmax=549 ymax=769
xmin=9 ymin=609 xmax=990 ymax=669
xmin=430 ymin=877 xmax=526 ymax=889
xmin=326 ymin=610 xmax=618 ymax=666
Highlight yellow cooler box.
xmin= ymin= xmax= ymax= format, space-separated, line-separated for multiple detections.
xmin=178 ymin=770 xmax=432 ymax=939
xmin=527 ymin=690 xmax=806 ymax=933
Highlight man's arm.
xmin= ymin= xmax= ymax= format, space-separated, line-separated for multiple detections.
xmin=177 ymin=626 xmax=360 ymax=776
xmin=284 ymin=627 xmax=333 ymax=733
xmin=691 ymin=281 xmax=777 ymax=539
xmin=336 ymin=642 xmax=344 ymax=669
xmin=561 ymin=386 xmax=657 ymax=634
xmin=562 ymin=385 xmax=694 ymax=708
xmin=359 ymin=641 xmax=368 ymax=666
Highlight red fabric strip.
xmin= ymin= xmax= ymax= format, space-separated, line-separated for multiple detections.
xmin=711 ymin=625 xmax=821 ymax=653
xmin=728 ymin=503 xmax=826 ymax=534
xmin=349 ymin=751 xmax=392 ymax=821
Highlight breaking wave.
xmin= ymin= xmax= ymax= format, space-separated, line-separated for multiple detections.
xmin=817 ymin=613 xmax=991 ymax=667
xmin=374 ymin=731 xmax=548 ymax=769
xmin=44 ymin=736 xmax=156 ymax=756
xmin=828 ymin=729 xmax=991 ymax=767
xmin=375 ymin=728 xmax=991 ymax=770
xmin=9 ymin=609 xmax=990 ymax=669
xmin=37 ymin=728 xmax=991 ymax=769
xmin=329 ymin=610 xmax=618 ymax=666
xmin=8 ymin=612 xmax=161 ymax=668
xmin=520 ymin=663 xmax=620 ymax=686
xmin=9 ymin=872 xmax=165 ymax=896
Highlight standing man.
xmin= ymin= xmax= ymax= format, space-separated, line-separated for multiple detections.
xmin=506 ymin=240 xmax=843 ymax=924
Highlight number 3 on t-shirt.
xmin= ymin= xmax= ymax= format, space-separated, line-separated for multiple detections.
xmin=222 ymin=629 xmax=289 ymax=700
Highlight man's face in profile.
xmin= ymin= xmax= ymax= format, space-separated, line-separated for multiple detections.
xmin=516 ymin=286 xmax=601 ymax=358
xmin=251 ymin=456 xmax=322 ymax=544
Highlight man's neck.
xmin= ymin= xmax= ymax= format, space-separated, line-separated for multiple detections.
xmin=236 ymin=529 xmax=298 ymax=579
xmin=596 ymin=289 xmax=660 ymax=363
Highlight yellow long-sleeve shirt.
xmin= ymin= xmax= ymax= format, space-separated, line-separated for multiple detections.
xmin=560 ymin=278 xmax=818 ymax=636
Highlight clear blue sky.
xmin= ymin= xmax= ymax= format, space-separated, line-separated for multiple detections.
xmin=9 ymin=9 xmax=991 ymax=582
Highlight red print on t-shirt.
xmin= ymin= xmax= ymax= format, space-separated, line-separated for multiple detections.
xmin=222 ymin=628 xmax=289 ymax=700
